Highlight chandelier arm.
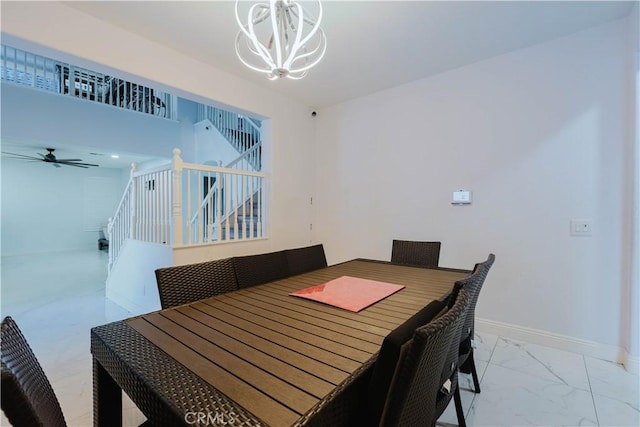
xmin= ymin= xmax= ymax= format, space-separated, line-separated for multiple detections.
xmin=289 ymin=1 xmax=323 ymax=53
xmin=288 ymin=29 xmax=327 ymax=73
xmin=289 ymin=6 xmax=322 ymax=28
xmin=282 ymin=3 xmax=306 ymax=69
xmin=235 ymin=1 xmax=268 ymax=38
xmin=235 ymin=34 xmax=274 ymax=74
xmin=286 ymin=72 xmax=308 ymax=80
xmin=270 ymin=0 xmax=285 ymax=68
xmin=247 ymin=3 xmax=278 ymax=69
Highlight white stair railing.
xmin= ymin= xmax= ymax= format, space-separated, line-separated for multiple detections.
xmin=198 ymin=104 xmax=262 ymax=171
xmin=107 ymin=149 xmax=267 ymax=271
xmin=107 ymin=162 xmax=173 ymax=271
xmin=107 ymin=172 xmax=134 ymax=273
xmin=181 ymin=161 xmax=265 ymax=245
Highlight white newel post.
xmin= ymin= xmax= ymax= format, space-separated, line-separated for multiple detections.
xmin=107 ymin=216 xmax=114 ymax=272
xmin=130 ymin=162 xmax=138 ymax=240
xmin=172 ymin=148 xmax=184 ymax=246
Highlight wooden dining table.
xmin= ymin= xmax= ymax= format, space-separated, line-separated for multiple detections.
xmin=91 ymin=259 xmax=470 ymax=427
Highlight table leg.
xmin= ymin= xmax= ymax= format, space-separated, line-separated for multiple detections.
xmin=93 ymin=357 xmax=123 ymax=427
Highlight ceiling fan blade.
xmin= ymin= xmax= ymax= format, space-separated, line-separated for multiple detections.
xmin=1 ymin=152 xmax=43 ymax=161
xmin=52 ymin=163 xmax=62 ymax=168
xmin=58 ymin=161 xmax=99 ymax=168
xmin=55 ymin=158 xmax=84 ymax=162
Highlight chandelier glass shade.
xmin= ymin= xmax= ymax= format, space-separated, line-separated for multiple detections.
xmin=234 ymin=0 xmax=327 ymax=80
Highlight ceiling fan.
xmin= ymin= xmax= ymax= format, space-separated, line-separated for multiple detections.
xmin=1 ymin=148 xmax=99 ymax=168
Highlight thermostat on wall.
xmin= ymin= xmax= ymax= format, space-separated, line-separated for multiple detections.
xmin=452 ymin=190 xmax=472 ymax=205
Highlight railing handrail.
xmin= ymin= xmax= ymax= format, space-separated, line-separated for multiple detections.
xmin=189 ymin=181 xmax=218 ymax=225
xmin=108 ymin=177 xmax=133 ymax=235
xmin=182 ymin=161 xmax=267 ymax=178
xmin=186 ymin=159 xmax=265 ymax=225
xmin=225 ymin=142 xmax=262 ymax=170
xmin=132 ymin=161 xmax=172 ymax=177
xmin=200 ymin=105 xmax=262 ymax=171
xmin=243 ymin=116 xmax=261 ymax=132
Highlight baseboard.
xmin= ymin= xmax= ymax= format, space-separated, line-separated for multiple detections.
xmin=624 ymin=350 xmax=640 ymax=374
xmin=476 ymin=317 xmax=637 ymax=372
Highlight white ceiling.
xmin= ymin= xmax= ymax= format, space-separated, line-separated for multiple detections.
xmin=2 ymin=1 xmax=635 ymax=167
xmin=64 ymin=0 xmax=636 ymax=108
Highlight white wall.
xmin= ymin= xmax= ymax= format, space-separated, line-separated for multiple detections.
xmin=191 ymin=120 xmax=243 ymax=166
xmin=1 ymin=158 xmax=127 ymax=255
xmin=106 ymin=240 xmax=170 ymax=314
xmin=1 ymin=1 xmax=316 ymax=258
xmin=315 ymin=19 xmax=631 ymax=353
xmin=1 ymin=83 xmax=181 ymax=158
xmin=627 ymin=3 xmax=640 ymax=371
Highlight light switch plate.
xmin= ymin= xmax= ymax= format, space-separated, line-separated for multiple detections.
xmin=570 ymin=219 xmax=592 ymax=236
xmin=452 ymin=190 xmax=472 ymax=205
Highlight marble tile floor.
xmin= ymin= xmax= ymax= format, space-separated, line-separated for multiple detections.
xmin=1 ymin=250 xmax=638 ymax=426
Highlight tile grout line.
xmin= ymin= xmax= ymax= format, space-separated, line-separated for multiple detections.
xmin=465 ymin=333 xmax=500 ymax=419
xmin=584 ymin=354 xmax=601 ymax=426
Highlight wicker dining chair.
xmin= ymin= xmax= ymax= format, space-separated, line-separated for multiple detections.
xmin=232 ymin=250 xmax=290 ymax=289
xmin=367 ymin=299 xmax=447 ymax=425
xmin=447 ymin=253 xmax=495 ymax=393
xmin=390 ymin=240 xmax=441 ymax=268
xmin=378 ymin=288 xmax=471 ymax=427
xmin=155 ymin=257 xmax=238 ymax=309
xmin=284 ymin=244 xmax=328 ymax=276
xmin=2 ymin=317 xmax=154 ymax=427
xmin=1 ymin=315 xmax=67 ymax=427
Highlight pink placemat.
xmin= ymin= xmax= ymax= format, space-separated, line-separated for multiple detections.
xmin=289 ymin=276 xmax=405 ymax=312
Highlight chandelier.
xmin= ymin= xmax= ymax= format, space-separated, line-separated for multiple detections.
xmin=234 ymin=0 xmax=327 ymax=80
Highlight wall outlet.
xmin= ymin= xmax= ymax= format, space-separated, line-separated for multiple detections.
xmin=570 ymin=219 xmax=592 ymax=236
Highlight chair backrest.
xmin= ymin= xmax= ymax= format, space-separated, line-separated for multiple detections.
xmin=232 ymin=250 xmax=290 ymax=289
xmin=1 ymin=316 xmax=67 ymax=427
xmin=445 ymin=254 xmax=494 ymax=369
xmin=391 ymin=240 xmax=441 ymax=268
xmin=155 ymin=257 xmax=238 ymax=309
xmin=284 ymin=244 xmax=328 ymax=276
xmin=379 ymin=289 xmax=470 ymax=426
xmin=367 ymin=299 xmax=447 ymax=425
xmin=460 ymin=253 xmax=495 ymax=343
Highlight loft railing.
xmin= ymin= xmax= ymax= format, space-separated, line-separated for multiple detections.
xmin=198 ymin=105 xmax=262 ymax=171
xmin=1 ymin=44 xmax=177 ymax=120
xmin=107 ymin=149 xmax=267 ymax=271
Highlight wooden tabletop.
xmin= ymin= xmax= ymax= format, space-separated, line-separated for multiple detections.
xmin=123 ymin=259 xmax=469 ymax=426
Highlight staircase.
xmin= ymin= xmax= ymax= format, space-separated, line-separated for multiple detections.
xmin=108 ymin=148 xmax=267 ymax=273
xmin=198 ymin=105 xmax=262 ymax=171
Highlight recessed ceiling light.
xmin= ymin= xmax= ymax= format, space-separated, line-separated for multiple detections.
xmin=111 ymin=154 xmax=120 ymax=159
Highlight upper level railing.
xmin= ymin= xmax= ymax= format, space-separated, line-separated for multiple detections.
xmin=1 ymin=44 xmax=177 ymax=120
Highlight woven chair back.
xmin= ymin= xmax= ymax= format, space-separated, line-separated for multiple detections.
xmin=391 ymin=240 xmax=441 ymax=268
xmin=1 ymin=316 xmax=67 ymax=427
xmin=155 ymin=258 xmax=238 ymax=309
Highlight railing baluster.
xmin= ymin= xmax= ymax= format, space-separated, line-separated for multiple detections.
xmin=186 ymin=169 xmax=192 ymax=244
xmin=196 ymin=170 xmax=203 ymax=244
